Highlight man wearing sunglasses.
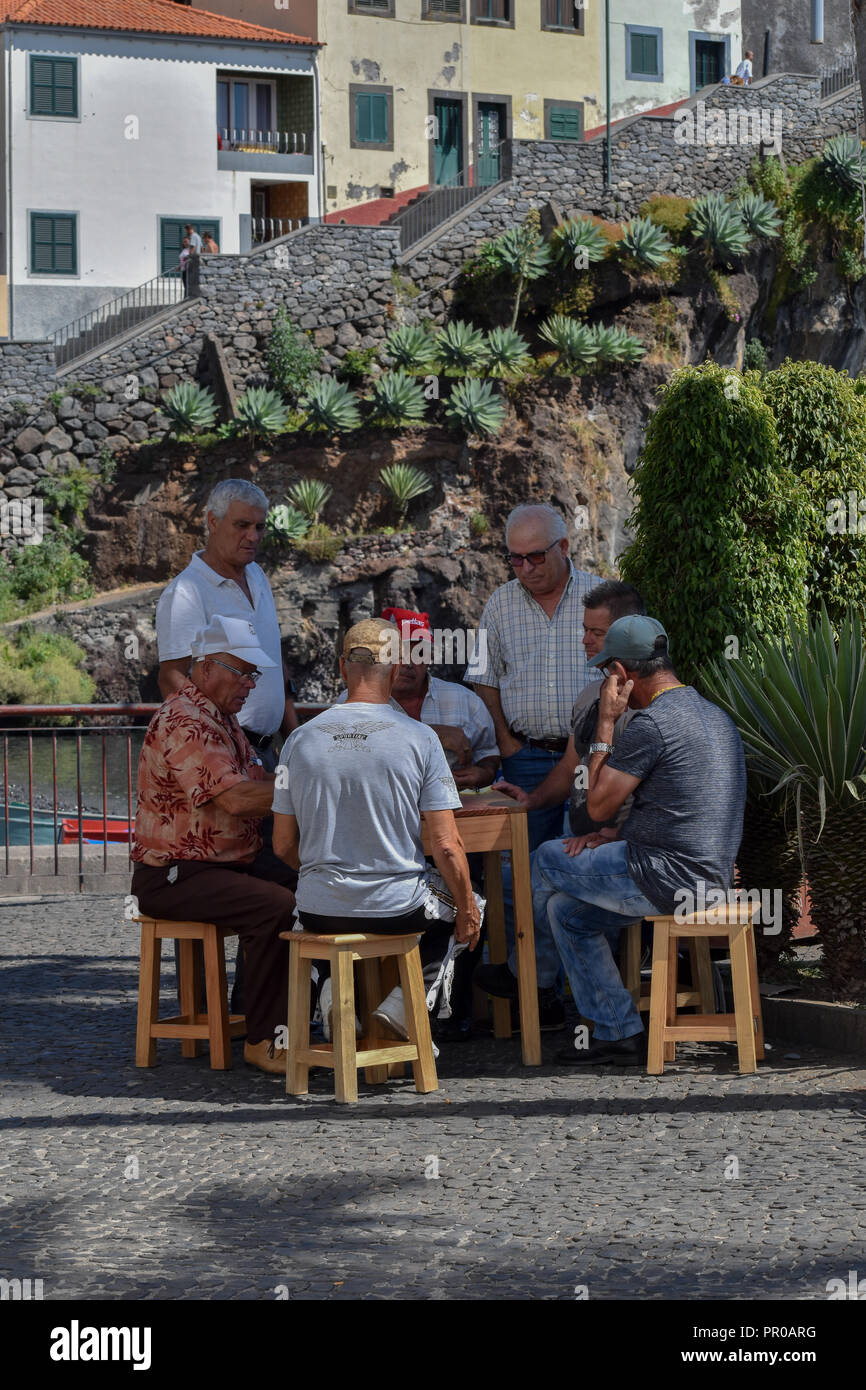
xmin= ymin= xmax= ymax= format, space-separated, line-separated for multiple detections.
xmin=464 ymin=502 xmax=602 ymax=851
xmin=131 ymin=615 xmax=297 ymax=1075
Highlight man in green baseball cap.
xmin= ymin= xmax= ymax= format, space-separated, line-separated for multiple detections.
xmin=478 ymin=613 xmax=747 ymax=1067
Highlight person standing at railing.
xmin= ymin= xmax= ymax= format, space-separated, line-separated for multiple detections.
xmin=156 ymin=478 xmax=300 ymax=1016
xmin=202 ymin=232 xmax=219 ymax=254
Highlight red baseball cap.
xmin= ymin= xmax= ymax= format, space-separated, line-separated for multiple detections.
xmin=381 ymin=607 xmax=431 ymax=640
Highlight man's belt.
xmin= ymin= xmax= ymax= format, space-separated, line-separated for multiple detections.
xmin=510 ymin=730 xmax=569 ymax=754
xmin=240 ymin=726 xmax=274 ymax=751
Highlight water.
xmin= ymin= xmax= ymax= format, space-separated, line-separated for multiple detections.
xmin=0 ymin=728 xmax=147 ymax=819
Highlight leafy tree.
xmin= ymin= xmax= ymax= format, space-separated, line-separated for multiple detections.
xmin=0 ymin=625 xmax=95 ymax=704
xmin=484 ymin=211 xmax=553 ymax=328
xmin=266 ymin=309 xmax=322 ymax=403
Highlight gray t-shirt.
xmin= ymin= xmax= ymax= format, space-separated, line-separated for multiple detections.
xmin=607 ymin=687 xmax=746 ymax=914
xmin=271 ymin=701 xmax=461 ymax=918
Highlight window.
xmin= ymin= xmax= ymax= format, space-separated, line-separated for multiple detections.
xmin=30 ymin=212 xmax=77 ymax=275
xmin=349 ymin=85 xmax=393 ymax=150
xmin=217 ymin=77 xmax=276 ymax=135
xmin=544 ymin=101 xmax=583 ymax=140
xmin=541 ymin=0 xmax=583 ymax=32
xmin=347 ymin=0 xmax=394 ymax=14
xmin=29 ymin=55 xmax=78 ymax=118
xmin=471 ymin=0 xmax=512 ymax=24
xmin=423 ymin=0 xmax=464 ymax=17
xmin=626 ymin=25 xmax=663 ymax=82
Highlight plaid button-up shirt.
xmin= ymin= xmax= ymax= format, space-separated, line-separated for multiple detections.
xmin=464 ymin=563 xmax=602 ymax=740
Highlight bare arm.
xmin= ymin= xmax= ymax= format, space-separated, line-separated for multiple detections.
xmin=210 ymin=774 xmax=275 ymax=818
xmin=422 ymin=808 xmax=481 ymax=946
xmin=272 ymin=812 xmax=300 ymax=870
xmin=497 ymin=737 xmax=579 ymax=809
xmin=472 ymin=684 xmax=523 ymax=759
xmin=585 ymin=666 xmax=640 ymax=822
xmin=158 ymin=658 xmax=191 ymax=700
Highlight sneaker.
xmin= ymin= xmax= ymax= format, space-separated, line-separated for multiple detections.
xmin=244 ymin=1039 xmax=288 ymax=1075
xmin=318 ymin=978 xmax=361 ymax=1042
xmin=373 ymin=987 xmax=439 ymax=1060
xmin=555 ymin=1033 xmax=646 ymax=1067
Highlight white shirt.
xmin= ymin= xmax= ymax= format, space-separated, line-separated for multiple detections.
xmin=156 ymin=551 xmax=285 ymax=736
xmin=337 ymin=675 xmax=499 ymax=763
xmin=187 ymin=231 xmax=203 ymax=254
xmin=735 ymin=59 xmax=752 ymax=81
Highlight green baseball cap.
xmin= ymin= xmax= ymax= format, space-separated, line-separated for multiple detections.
xmin=588 ymin=614 xmax=669 ymax=668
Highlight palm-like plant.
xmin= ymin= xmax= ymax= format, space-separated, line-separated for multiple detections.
xmin=235 ymin=387 xmax=288 ymax=443
xmin=444 ymin=378 xmax=506 ymax=436
xmin=819 ymin=133 xmax=864 ymax=190
xmin=379 ymin=462 xmax=433 ymax=527
xmin=434 ymin=319 xmax=489 ymax=374
xmin=485 ymin=222 xmax=553 ymax=328
xmin=299 ymin=376 xmax=361 ymax=433
xmin=590 ymin=323 xmax=646 ymax=365
xmin=265 ymin=504 xmax=309 ymax=545
xmin=161 ymin=382 xmax=217 ymax=436
xmin=368 ymin=370 xmax=428 ymax=426
xmin=736 ymin=191 xmax=782 ymax=240
xmin=287 ymin=478 xmax=333 ymax=524
xmin=538 ymin=314 xmax=599 ymax=372
xmin=553 ymin=216 xmax=609 ymax=269
xmin=703 ymin=607 xmax=866 ymax=997
xmin=385 ymin=323 xmax=438 ymax=372
xmin=484 ymin=327 xmax=532 ymax=380
xmin=618 ymin=216 xmax=673 ymax=269
xmin=688 ymin=194 xmax=753 ymax=262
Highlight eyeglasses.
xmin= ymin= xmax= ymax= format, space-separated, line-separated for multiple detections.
xmin=208 ymin=657 xmax=261 ymax=685
xmin=506 ymin=540 xmax=560 ymax=568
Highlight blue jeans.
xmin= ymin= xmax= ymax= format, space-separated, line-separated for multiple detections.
xmin=509 ymin=837 xmax=656 ymax=1041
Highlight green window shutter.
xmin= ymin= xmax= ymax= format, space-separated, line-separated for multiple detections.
xmin=549 ymin=106 xmax=582 ymax=140
xmin=630 ymin=33 xmax=659 ymax=76
xmin=30 ymin=56 xmax=78 ymax=117
xmin=355 ymin=91 xmax=388 ymax=142
xmin=30 ymin=214 xmax=77 ymax=274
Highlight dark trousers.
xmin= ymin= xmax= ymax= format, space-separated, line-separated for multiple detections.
xmin=132 ymin=858 xmax=296 ymax=1046
xmin=298 ymin=905 xmax=451 ymax=980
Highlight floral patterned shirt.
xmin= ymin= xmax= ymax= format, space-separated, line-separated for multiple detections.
xmin=132 ymin=680 xmax=262 ymax=866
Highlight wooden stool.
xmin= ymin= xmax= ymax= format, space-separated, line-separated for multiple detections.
xmin=645 ymin=905 xmax=764 ymax=1075
xmin=281 ymin=930 xmax=438 ymax=1104
xmin=134 ymin=916 xmax=246 ymax=1069
xmin=621 ymin=920 xmax=716 ymax=1013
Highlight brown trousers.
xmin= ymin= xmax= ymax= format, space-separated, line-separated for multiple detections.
xmin=131 ymin=858 xmax=295 ymax=1046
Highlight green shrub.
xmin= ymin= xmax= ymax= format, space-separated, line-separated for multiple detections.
xmin=688 ymin=194 xmax=753 ymax=262
xmin=367 ymin=370 xmax=428 ymax=426
xmin=379 ymin=463 xmax=433 ymax=526
xmin=235 ymin=387 xmax=289 ymax=443
xmin=589 ymin=323 xmax=646 ymax=365
xmin=296 ymin=522 xmax=343 ymax=563
xmin=736 ymin=191 xmax=782 ymax=240
xmin=483 ymin=211 xmax=553 ymax=327
xmin=336 ymin=346 xmax=379 ymax=383
xmin=749 ymin=154 xmax=789 ymax=206
xmin=160 ymin=382 xmax=217 ymax=436
xmin=638 ymin=194 xmax=694 ymax=242
xmin=435 ymin=320 xmax=489 ymax=374
xmin=0 ymin=534 xmax=92 ymax=621
xmin=266 ymin=309 xmax=322 ymax=402
xmin=444 ymin=378 xmax=506 ymax=436
xmin=538 ymin=314 xmax=599 ymax=372
xmin=619 ymin=361 xmax=810 ymax=685
xmin=484 ymin=327 xmax=532 ymax=379
xmin=40 ymin=462 xmax=98 ymax=521
xmin=264 ymin=504 xmax=309 ymax=546
xmin=469 ymin=512 xmax=489 ymax=536
xmin=287 ymin=478 xmax=333 ymax=523
xmin=299 ymin=376 xmax=361 ymax=433
xmin=551 ymin=216 xmax=609 ymax=269
xmin=743 ymin=339 xmax=768 ymax=373
xmin=819 ymin=133 xmax=864 ymax=190
xmin=385 ymin=323 xmax=438 ymax=372
xmin=618 ymin=216 xmax=673 ymax=269
xmin=0 ymin=625 xmax=95 ymax=705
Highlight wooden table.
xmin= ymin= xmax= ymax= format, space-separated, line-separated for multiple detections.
xmin=421 ymin=788 xmax=541 ymax=1066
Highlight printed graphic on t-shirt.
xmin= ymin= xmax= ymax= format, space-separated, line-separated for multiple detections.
xmin=317 ymin=717 xmax=396 ymax=749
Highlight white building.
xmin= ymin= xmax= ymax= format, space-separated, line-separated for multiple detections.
xmin=604 ymin=1 xmax=743 ymax=126
xmin=0 ymin=0 xmax=321 ymax=341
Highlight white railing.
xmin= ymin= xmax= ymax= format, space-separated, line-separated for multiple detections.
xmin=251 ymin=217 xmax=307 ymax=246
xmin=219 ymin=128 xmax=312 ymax=154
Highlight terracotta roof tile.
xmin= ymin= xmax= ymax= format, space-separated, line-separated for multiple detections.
xmin=0 ymin=0 xmax=316 ymax=46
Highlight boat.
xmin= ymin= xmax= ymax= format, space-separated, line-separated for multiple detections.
xmin=60 ymin=817 xmax=133 ymax=845
xmin=0 ymin=802 xmax=62 ymax=846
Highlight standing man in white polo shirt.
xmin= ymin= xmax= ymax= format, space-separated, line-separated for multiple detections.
xmin=156 ymin=477 xmax=299 ymax=1012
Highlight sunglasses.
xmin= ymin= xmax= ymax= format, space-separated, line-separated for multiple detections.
xmin=208 ymin=657 xmax=262 ymax=685
xmin=506 ymin=540 xmax=559 ymax=568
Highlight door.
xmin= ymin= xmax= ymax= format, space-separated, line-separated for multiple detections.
xmin=160 ymin=218 xmax=221 ymax=275
xmin=433 ymin=98 xmax=463 ymax=186
xmin=477 ymin=102 xmax=504 ymax=185
xmin=694 ymin=39 xmax=725 ymax=88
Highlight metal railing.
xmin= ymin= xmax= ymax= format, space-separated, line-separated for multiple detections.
xmin=390 ymin=136 xmax=512 ymax=251
xmin=219 ymin=128 xmax=312 ymax=154
xmin=0 ymin=703 xmax=327 ymax=890
xmin=53 ymin=272 xmax=187 ymax=367
xmin=251 ymin=216 xmax=308 ymax=246
xmin=820 ymin=58 xmax=858 ymax=100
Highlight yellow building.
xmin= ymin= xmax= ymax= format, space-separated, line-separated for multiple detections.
xmin=186 ymin=1 xmax=602 ymax=216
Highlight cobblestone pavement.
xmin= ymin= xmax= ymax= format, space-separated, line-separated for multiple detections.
xmin=1 ymin=896 xmax=865 ymax=1301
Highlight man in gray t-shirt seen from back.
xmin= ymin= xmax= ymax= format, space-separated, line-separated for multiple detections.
xmin=272 ymin=619 xmax=481 ymax=1036
xmin=478 ymin=614 xmax=746 ymax=1068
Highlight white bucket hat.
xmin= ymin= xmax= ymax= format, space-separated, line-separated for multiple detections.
xmin=189 ymin=615 xmax=277 ymax=668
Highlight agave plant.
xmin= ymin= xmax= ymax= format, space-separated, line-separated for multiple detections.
xmin=235 ymin=387 xmax=288 ymax=443
xmin=618 ymin=216 xmax=673 ymax=269
xmin=538 ymin=314 xmax=599 ymax=372
xmin=819 ymin=133 xmax=864 ymax=190
xmin=736 ymin=191 xmax=782 ymax=240
xmin=434 ymin=319 xmax=489 ymax=374
xmin=385 ymin=322 xmax=438 ymax=372
xmin=703 ymin=607 xmax=866 ymax=997
xmin=265 ymin=504 xmax=309 ymax=545
xmin=688 ymin=193 xmax=753 ymax=262
xmin=485 ymin=222 xmax=553 ymax=327
xmin=553 ymin=216 xmax=609 ymax=269
xmin=299 ymin=375 xmax=361 ymax=433
xmin=484 ymin=327 xmax=532 ymax=380
xmin=368 ymin=370 xmax=427 ymax=426
xmin=590 ymin=323 xmax=646 ymax=365
xmin=160 ymin=382 xmax=217 ymax=436
xmin=444 ymin=378 xmax=506 ymax=436
xmin=379 ymin=462 xmax=433 ymax=527
xmin=287 ymin=478 xmax=333 ymax=524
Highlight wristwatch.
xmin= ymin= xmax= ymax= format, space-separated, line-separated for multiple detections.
xmin=589 ymin=742 xmax=614 ymax=756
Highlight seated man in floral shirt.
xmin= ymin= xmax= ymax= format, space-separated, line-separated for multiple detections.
xmin=131 ymin=615 xmax=296 ymax=1075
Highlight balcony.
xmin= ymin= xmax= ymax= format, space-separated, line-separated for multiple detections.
xmin=217 ymin=128 xmax=315 ymax=175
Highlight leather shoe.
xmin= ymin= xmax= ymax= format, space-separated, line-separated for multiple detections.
xmin=244 ymin=1039 xmax=288 ymax=1075
xmin=555 ymin=1033 xmax=646 ymax=1067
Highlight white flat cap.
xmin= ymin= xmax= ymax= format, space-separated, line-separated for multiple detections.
xmin=189 ymin=615 xmax=277 ymax=668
